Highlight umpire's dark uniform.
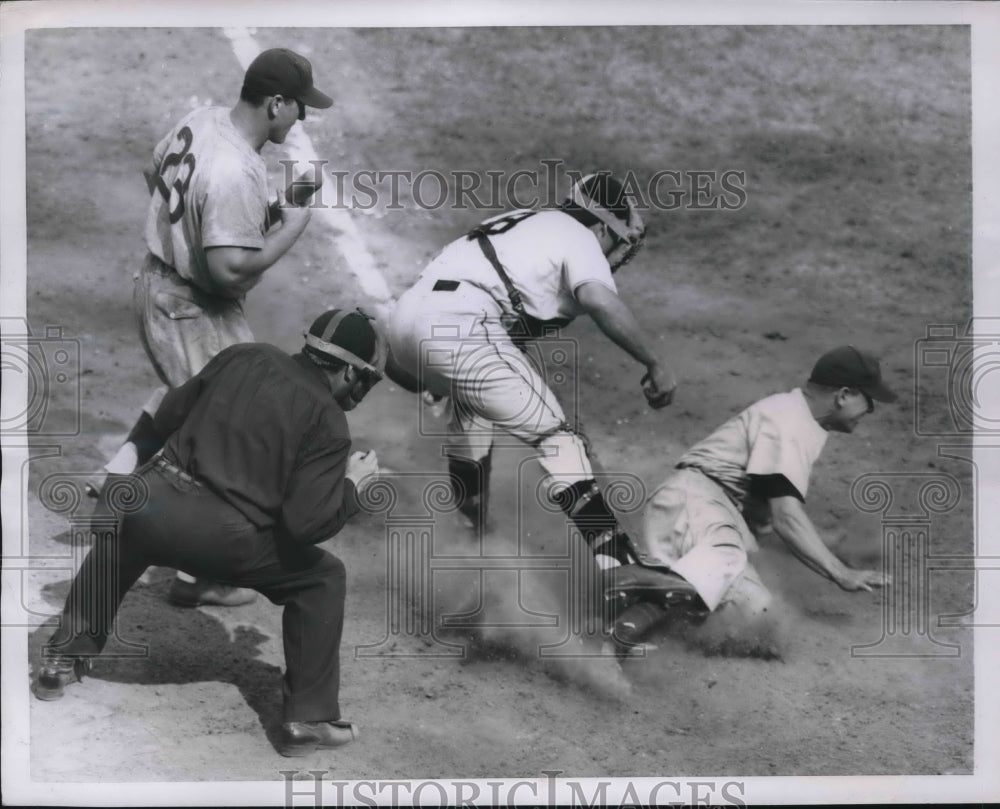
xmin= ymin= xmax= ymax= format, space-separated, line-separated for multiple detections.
xmin=45 ymin=342 xmax=362 ymax=725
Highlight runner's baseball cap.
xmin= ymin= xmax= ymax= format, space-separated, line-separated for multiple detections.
xmin=809 ymin=345 xmax=897 ymax=403
xmin=242 ymin=48 xmax=333 ymax=110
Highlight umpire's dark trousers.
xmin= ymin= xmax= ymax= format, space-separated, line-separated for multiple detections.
xmin=46 ymin=458 xmax=347 ymax=723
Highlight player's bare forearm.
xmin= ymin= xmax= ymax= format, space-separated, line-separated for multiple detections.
xmin=575 ymin=282 xmax=658 ymax=368
xmin=205 ymin=213 xmax=311 ymax=297
xmin=576 ymin=281 xmax=676 ymax=405
xmin=770 ymin=496 xmax=861 ymax=587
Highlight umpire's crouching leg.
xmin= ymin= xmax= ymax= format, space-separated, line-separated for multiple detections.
xmin=251 ymin=546 xmax=347 ymax=724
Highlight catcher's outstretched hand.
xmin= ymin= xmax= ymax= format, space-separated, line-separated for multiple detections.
xmin=642 ymin=364 xmax=677 ymax=409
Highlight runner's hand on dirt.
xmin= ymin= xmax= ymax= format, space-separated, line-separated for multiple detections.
xmin=347 ymin=450 xmax=379 ymax=495
xmin=835 ymin=567 xmax=890 ymax=592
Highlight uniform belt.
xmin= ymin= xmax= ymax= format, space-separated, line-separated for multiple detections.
xmin=154 ymin=455 xmax=199 ymax=486
xmin=675 ymin=462 xmax=723 ymax=489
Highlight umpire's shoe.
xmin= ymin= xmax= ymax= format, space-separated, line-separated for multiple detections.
xmin=278 ymin=720 xmax=359 ymax=757
xmin=32 ymin=655 xmax=93 ymax=701
xmin=603 ymin=563 xmax=706 ymax=615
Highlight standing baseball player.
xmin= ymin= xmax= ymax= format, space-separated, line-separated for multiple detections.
xmin=387 ymin=173 xmax=675 ymax=569
xmin=34 ymin=309 xmax=382 ymax=756
xmin=90 ymin=47 xmax=332 ymax=607
xmin=603 ymin=345 xmax=895 ymax=653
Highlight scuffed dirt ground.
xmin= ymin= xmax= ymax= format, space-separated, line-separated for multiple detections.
xmin=13 ymin=24 xmax=976 ymax=784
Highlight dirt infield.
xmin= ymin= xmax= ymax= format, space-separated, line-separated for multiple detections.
xmin=10 ymin=20 xmax=982 ymax=792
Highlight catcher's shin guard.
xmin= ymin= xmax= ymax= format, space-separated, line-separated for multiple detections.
xmin=553 ymin=480 xmax=637 ymax=568
xmin=446 ymin=453 xmax=491 ymax=533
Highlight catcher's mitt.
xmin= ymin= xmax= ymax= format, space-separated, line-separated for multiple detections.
xmin=641 ymin=372 xmax=674 ymax=409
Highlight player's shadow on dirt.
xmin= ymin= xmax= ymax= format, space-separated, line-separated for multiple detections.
xmin=29 ymin=576 xmax=287 ymax=751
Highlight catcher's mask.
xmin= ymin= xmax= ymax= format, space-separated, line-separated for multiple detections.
xmin=566 ymin=173 xmax=646 ymax=272
xmin=303 ymin=307 xmax=385 ymax=387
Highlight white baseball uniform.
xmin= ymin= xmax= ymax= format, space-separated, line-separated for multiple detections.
xmin=635 ymin=388 xmax=828 ymax=615
xmin=136 ymin=106 xmax=268 ymax=391
xmin=388 ymin=209 xmax=617 ymax=485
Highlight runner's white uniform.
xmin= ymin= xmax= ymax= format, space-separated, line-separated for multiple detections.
xmin=388 ymin=209 xmax=617 ymax=485
xmin=635 ymin=388 xmax=828 ymax=616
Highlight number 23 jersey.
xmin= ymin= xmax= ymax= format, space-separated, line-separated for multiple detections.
xmin=145 ymin=107 xmax=269 ymax=295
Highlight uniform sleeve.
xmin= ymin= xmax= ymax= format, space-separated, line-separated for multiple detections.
xmin=562 ymin=220 xmax=618 ymax=298
xmin=200 ymin=155 xmax=267 ymax=250
xmin=279 ymin=417 xmax=360 ymax=545
xmin=749 ymin=473 xmax=804 ymax=502
xmin=150 ymin=128 xmax=172 ymax=174
xmin=744 ymin=402 xmax=820 ymax=500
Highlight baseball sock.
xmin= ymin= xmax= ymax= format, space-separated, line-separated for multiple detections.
xmin=126 ymin=411 xmax=164 ymax=464
xmin=103 ymin=412 xmax=162 ymax=475
xmin=104 ymin=442 xmax=138 ymax=476
xmin=446 ymin=454 xmax=491 ymax=531
xmin=555 ymin=480 xmax=637 ymax=568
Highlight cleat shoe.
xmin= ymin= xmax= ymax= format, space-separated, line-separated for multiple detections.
xmin=32 ymin=656 xmax=92 ymax=701
xmin=603 ymin=563 xmax=702 ymax=612
xmin=168 ymin=578 xmax=257 ymax=608
xmin=610 ymin=601 xmax=670 ymax=658
xmin=278 ymin=720 xmax=359 ymax=757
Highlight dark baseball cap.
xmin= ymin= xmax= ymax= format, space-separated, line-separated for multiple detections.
xmin=242 ymin=48 xmax=333 ymax=110
xmin=809 ymin=345 xmax=897 ymax=403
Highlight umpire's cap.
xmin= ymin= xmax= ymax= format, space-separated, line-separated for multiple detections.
xmin=809 ymin=345 xmax=897 ymax=403
xmin=303 ymin=308 xmax=382 ymax=379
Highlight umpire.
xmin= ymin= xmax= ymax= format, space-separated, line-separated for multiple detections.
xmin=34 ymin=308 xmax=383 ymax=757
